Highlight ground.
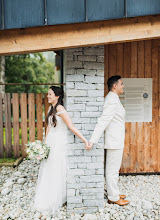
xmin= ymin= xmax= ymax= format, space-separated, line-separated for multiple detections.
xmin=0 ymin=159 xmax=159 ymax=220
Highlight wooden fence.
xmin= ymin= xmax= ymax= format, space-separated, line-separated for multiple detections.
xmin=0 ymin=93 xmax=50 ymax=158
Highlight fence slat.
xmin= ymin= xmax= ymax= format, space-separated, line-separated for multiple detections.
xmin=20 ymin=93 xmax=27 ymax=157
xmin=4 ymin=93 xmax=12 ymax=157
xmin=0 ymin=94 xmax=4 ymax=157
xmin=12 ymin=93 xmax=20 ymax=158
xmin=36 ymin=93 xmax=43 ymax=141
xmin=44 ymin=93 xmax=50 ymax=133
xmin=29 ymin=93 xmax=35 ymax=142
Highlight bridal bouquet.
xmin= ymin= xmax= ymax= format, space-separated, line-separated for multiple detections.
xmin=25 ymin=140 xmax=50 ymax=161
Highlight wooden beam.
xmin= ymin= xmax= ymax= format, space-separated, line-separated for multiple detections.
xmin=1 ymin=15 xmax=160 ymax=55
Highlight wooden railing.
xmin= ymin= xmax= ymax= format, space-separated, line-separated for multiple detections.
xmin=0 ymin=93 xmax=50 ymax=158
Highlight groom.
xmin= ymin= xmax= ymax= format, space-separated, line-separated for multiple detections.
xmin=87 ymin=75 xmax=129 ymax=206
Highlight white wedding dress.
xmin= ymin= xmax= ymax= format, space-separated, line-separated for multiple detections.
xmin=34 ymin=111 xmax=68 ymax=215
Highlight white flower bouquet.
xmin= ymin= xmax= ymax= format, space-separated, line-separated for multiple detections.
xmin=25 ymin=140 xmax=50 ymax=161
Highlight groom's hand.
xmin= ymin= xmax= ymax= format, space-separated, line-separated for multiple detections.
xmin=84 ymin=140 xmax=93 ymax=150
xmin=88 ymin=142 xmax=93 ymax=150
xmin=84 ymin=140 xmax=89 ymax=150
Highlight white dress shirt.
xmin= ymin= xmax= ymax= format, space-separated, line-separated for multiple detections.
xmin=90 ymin=91 xmax=125 ymax=149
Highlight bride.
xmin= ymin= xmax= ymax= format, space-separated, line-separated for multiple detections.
xmin=34 ymin=86 xmax=89 ymax=216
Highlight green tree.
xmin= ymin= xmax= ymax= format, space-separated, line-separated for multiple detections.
xmin=5 ymin=53 xmax=55 ymax=93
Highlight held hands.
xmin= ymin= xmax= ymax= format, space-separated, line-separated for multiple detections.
xmin=88 ymin=142 xmax=93 ymax=150
xmin=84 ymin=140 xmax=93 ymax=150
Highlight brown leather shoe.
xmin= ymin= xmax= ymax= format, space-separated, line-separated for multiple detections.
xmin=119 ymin=194 xmax=126 ymax=199
xmin=104 ymin=190 xmax=126 ymax=199
xmin=108 ymin=198 xmax=129 ymax=206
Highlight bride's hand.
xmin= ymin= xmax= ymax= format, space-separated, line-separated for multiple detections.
xmin=84 ymin=140 xmax=90 ymax=150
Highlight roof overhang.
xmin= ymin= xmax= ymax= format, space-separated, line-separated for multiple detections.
xmin=0 ymin=15 xmax=160 ymax=56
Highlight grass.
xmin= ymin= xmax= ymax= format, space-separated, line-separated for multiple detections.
xmin=2 ymin=126 xmax=39 ymax=160
xmin=3 ymin=127 xmax=15 ymax=145
xmin=3 ymin=127 xmax=38 ymax=146
xmin=0 ymin=158 xmax=17 ymax=163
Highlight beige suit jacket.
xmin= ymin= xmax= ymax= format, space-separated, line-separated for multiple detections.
xmin=90 ymin=91 xmax=125 ymax=149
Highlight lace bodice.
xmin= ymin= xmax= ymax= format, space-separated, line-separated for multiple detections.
xmin=47 ymin=111 xmax=68 ymax=148
xmin=48 ymin=111 xmax=67 ymax=131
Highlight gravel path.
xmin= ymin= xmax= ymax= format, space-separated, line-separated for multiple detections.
xmin=0 ymin=159 xmax=159 ymax=220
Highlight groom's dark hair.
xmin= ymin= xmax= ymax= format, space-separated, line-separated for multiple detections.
xmin=107 ymin=75 xmax=121 ymax=91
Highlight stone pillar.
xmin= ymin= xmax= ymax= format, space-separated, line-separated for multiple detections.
xmin=0 ymin=56 xmax=5 ymax=93
xmin=64 ymin=46 xmax=105 ymax=214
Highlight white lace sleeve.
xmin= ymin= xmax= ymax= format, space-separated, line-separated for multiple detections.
xmin=56 ymin=110 xmax=66 ymax=116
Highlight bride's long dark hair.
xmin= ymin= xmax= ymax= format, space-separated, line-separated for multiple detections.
xmin=46 ymin=86 xmax=64 ymax=127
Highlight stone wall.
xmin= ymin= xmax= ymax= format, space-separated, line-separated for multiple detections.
xmin=64 ymin=46 xmax=105 ymax=214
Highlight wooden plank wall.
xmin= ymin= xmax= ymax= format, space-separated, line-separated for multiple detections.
xmin=0 ymin=93 xmax=49 ymax=158
xmin=104 ymin=39 xmax=160 ymax=173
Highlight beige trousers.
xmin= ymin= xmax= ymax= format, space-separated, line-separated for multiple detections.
xmin=105 ymin=149 xmax=124 ymax=202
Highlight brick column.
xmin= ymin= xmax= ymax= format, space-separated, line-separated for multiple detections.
xmin=64 ymin=46 xmax=105 ymax=214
